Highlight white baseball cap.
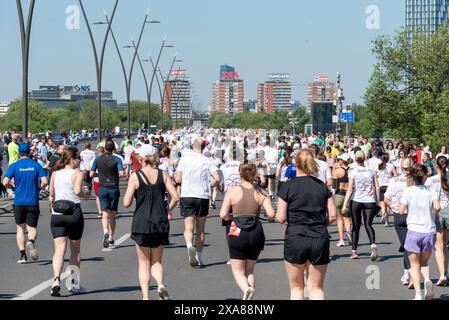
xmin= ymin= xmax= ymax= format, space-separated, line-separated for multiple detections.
xmin=136 ymin=144 xmax=157 ymax=157
xmin=338 ymin=153 xmax=350 ymax=162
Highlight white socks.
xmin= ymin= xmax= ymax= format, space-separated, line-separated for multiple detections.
xmin=187 ymin=243 xmax=193 ymax=249
xmin=103 ymin=229 xmax=108 ymax=235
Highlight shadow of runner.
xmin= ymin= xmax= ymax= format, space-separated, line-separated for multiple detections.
xmin=85 ymin=285 xmax=155 ymax=295
xmin=0 ymin=294 xmax=17 ymax=299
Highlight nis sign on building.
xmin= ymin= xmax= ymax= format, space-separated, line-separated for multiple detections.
xmin=73 ymin=85 xmax=91 ymax=92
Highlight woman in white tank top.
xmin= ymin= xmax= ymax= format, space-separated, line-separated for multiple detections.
xmin=49 ymin=147 xmax=89 ymax=297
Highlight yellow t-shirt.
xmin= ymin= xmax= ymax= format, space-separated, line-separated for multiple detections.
xmin=8 ymin=142 xmax=19 ymax=165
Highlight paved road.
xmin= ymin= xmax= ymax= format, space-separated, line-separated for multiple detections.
xmin=1 ymin=181 xmax=449 ymax=301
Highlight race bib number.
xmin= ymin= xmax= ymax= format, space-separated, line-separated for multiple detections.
xmin=228 ymin=221 xmax=241 ymax=238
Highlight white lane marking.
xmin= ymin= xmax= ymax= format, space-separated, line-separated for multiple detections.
xmin=102 ymin=233 xmax=131 ymax=252
xmin=12 ymin=271 xmax=71 ymax=300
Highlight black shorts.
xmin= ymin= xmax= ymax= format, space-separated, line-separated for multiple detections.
xmin=50 ymin=207 xmax=84 ymax=240
xmin=14 ymin=205 xmax=40 ymax=228
xmin=131 ymin=233 xmax=169 ymax=248
xmin=228 ymin=222 xmax=265 ymax=260
xmin=379 ymin=186 xmax=388 ymax=202
xmin=284 ymin=233 xmax=330 ymax=266
xmin=180 ymin=198 xmax=209 ymax=218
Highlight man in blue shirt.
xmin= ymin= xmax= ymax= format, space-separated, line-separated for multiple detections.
xmin=3 ymin=142 xmax=48 ymax=264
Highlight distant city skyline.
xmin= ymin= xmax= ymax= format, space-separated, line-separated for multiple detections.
xmin=0 ymin=0 xmax=404 ymax=110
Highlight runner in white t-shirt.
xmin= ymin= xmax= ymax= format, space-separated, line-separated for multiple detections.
xmin=399 ymin=164 xmax=440 ymax=300
xmin=425 ymin=156 xmax=449 ymax=286
xmin=376 ymin=154 xmax=396 ymax=227
xmin=80 ymin=142 xmax=96 ymax=194
xmin=175 ymin=138 xmax=221 ymax=268
xmin=385 ymin=158 xmax=413 ymax=286
xmin=342 ymin=150 xmax=379 ymax=261
xmin=123 ymin=141 xmax=135 ymax=179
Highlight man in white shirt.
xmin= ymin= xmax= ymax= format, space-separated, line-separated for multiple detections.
xmin=367 ymin=149 xmax=382 ymax=172
xmin=263 ymin=138 xmax=278 ymax=199
xmin=175 ymin=138 xmax=221 ymax=268
xmin=123 ymin=141 xmax=135 ymax=179
xmin=310 ymin=145 xmax=332 ymax=187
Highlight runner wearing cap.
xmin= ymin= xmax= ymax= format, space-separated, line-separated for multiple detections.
xmin=3 ymin=142 xmax=48 ymax=263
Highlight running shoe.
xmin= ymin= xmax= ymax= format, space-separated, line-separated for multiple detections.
xmin=103 ymin=234 xmax=110 ymax=248
xmin=17 ymin=254 xmax=27 ymax=264
xmin=413 ymin=293 xmax=423 ymax=300
xmin=168 ymin=211 xmax=173 ymax=221
xmin=188 ymin=246 xmax=198 ymax=268
xmin=424 ymin=280 xmax=434 ymax=300
xmin=226 ymin=260 xmax=231 ymax=265
xmin=436 ymin=277 xmax=448 ymax=287
xmin=336 ymin=240 xmax=346 ymax=247
xmin=384 ymin=221 xmax=390 ymax=227
xmin=401 ymin=274 xmax=410 ymax=286
xmin=381 ymin=214 xmax=386 ymax=224
xmin=345 ymin=232 xmax=352 ymax=245
xmin=26 ymin=241 xmax=39 ymax=261
xmin=109 ymin=239 xmax=115 ymax=246
xmin=97 ymin=212 xmax=102 ymax=218
xmin=210 ymin=203 xmax=216 ymax=210
xmin=50 ymin=279 xmax=61 ymax=297
xmin=68 ymin=285 xmax=87 ymax=294
xmin=408 ymin=282 xmax=415 ymax=290
xmin=351 ymin=252 xmax=359 ymax=259
xmin=158 ymin=285 xmax=171 ymax=300
xmin=370 ymin=245 xmax=379 ymax=262
xmin=243 ymin=287 xmax=256 ymax=300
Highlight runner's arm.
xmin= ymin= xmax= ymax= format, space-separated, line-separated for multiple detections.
xmin=219 ymin=191 xmax=232 ymax=221
xmin=164 ymin=172 xmax=180 ymax=211
xmin=276 ymin=197 xmax=288 ymax=224
xmin=123 ymin=174 xmax=138 ymax=208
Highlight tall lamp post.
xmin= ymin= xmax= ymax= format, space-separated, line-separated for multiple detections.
xmin=147 ymin=40 xmax=174 ymax=130
xmin=16 ymin=0 xmax=36 ymax=137
xmin=142 ymin=58 xmax=165 ymax=128
xmin=79 ymin=0 xmax=119 ymax=141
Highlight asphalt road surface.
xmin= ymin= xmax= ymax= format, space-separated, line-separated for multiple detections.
xmin=1 ymin=139 xmax=449 ymax=300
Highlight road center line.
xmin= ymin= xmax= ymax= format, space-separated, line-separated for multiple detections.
xmin=102 ymin=233 xmax=131 ymax=252
xmin=12 ymin=271 xmax=71 ymax=300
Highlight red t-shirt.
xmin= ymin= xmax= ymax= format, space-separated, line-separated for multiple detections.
xmin=130 ymin=151 xmax=142 ymax=173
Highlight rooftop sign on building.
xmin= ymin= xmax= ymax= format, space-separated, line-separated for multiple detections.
xmin=314 ymin=76 xmax=330 ymax=82
xmin=268 ymin=73 xmax=290 ymax=81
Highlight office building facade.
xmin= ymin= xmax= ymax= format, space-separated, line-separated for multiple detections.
xmin=406 ymin=0 xmax=449 ymax=36
xmin=307 ymin=76 xmax=336 ymax=113
xmin=29 ymin=85 xmax=117 ymax=109
xmin=164 ymin=80 xmax=191 ymax=122
xmin=211 ymin=65 xmax=244 ymax=115
xmin=257 ymin=74 xmax=292 ymax=113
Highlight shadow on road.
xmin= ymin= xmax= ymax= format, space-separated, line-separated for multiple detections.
xmin=257 ymin=258 xmax=284 ymax=264
xmin=86 ymin=285 xmax=153 ymax=295
xmin=0 ymin=294 xmax=17 ymax=299
xmin=0 ymin=232 xmax=16 ymax=236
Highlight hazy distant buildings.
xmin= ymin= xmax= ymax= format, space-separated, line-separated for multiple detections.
xmin=257 ymin=73 xmax=292 ymax=113
xmin=307 ymin=76 xmax=336 ymax=113
xmin=164 ymin=74 xmax=191 ymax=122
xmin=29 ymin=85 xmax=117 ymax=109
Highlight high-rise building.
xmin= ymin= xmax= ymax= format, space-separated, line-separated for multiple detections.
xmin=244 ymin=99 xmax=257 ymax=113
xmin=220 ymin=65 xmax=237 ymax=81
xmin=211 ymin=65 xmax=244 ymax=115
xmin=307 ymin=76 xmax=336 ymax=113
xmin=257 ymin=73 xmax=292 ymax=113
xmin=406 ymin=0 xmax=449 ymax=36
xmin=164 ymin=79 xmax=191 ymax=123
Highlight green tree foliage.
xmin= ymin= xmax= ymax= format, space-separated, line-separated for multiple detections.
xmin=364 ymin=24 xmax=449 ymax=149
xmin=0 ymin=99 xmax=169 ymax=133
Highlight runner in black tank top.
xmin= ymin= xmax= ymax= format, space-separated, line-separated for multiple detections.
xmin=332 ymin=155 xmax=352 ymax=247
xmin=123 ymin=147 xmax=180 ymax=300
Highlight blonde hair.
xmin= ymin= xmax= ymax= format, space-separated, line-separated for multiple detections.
xmin=141 ymin=155 xmax=160 ymax=169
xmin=295 ymin=149 xmax=318 ymax=176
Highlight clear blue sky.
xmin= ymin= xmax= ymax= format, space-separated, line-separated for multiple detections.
xmin=0 ymin=0 xmax=404 ymax=110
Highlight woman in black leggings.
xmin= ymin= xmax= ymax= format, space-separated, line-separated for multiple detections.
xmin=343 ymin=151 xmax=379 ymax=261
xmin=384 ymin=158 xmax=414 ymax=287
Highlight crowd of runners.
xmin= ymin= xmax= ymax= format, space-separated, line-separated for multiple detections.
xmin=1 ymin=127 xmax=449 ymax=300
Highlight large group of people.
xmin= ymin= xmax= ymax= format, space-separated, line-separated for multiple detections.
xmin=1 ymin=127 xmax=449 ymax=300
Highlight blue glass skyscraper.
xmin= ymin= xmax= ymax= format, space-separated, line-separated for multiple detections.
xmin=406 ymin=0 xmax=449 ymax=36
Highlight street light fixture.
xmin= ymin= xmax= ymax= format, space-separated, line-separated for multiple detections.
xmin=16 ymin=0 xmax=36 ymax=137
xmin=98 ymin=10 xmax=156 ymax=134
xmin=79 ymin=0 xmax=119 ymax=140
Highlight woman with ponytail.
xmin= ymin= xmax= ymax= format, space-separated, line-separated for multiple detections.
xmin=49 ymin=147 xmax=90 ymax=297
xmin=425 ymin=156 xmax=449 ymax=286
xmin=400 ymin=164 xmax=440 ymax=300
